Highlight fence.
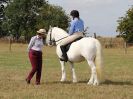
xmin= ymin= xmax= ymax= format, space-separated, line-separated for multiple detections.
xmin=0 ymin=36 xmax=133 ymax=51
xmin=98 ymin=37 xmax=124 ymax=48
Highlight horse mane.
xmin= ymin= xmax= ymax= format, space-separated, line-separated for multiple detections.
xmin=52 ymin=27 xmax=68 ymax=36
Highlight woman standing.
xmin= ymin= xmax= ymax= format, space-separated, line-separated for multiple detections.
xmin=26 ymin=29 xmax=46 ymax=85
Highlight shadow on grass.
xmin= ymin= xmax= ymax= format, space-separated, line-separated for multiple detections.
xmin=78 ymin=80 xmax=88 ymax=83
xmin=44 ymin=81 xmax=72 ymax=85
xmin=43 ymin=79 xmax=133 ymax=86
xmin=45 ymin=79 xmax=90 ymax=84
xmin=102 ymin=79 xmax=133 ymax=85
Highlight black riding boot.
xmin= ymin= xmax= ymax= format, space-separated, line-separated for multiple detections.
xmin=60 ymin=45 xmax=68 ymax=62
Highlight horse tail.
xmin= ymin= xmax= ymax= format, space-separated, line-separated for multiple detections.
xmin=95 ymin=39 xmax=104 ymax=83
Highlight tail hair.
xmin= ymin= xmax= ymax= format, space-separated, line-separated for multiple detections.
xmin=95 ymin=39 xmax=104 ymax=83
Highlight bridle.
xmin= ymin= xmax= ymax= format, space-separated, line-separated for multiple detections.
xmin=49 ymin=28 xmax=53 ymax=45
xmin=49 ymin=28 xmax=69 ymax=45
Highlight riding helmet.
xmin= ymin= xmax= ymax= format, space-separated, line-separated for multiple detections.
xmin=70 ymin=10 xmax=79 ymax=18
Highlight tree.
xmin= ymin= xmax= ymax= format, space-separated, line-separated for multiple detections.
xmin=1 ymin=0 xmax=69 ymax=42
xmin=117 ymin=6 xmax=133 ymax=43
xmin=0 ymin=0 xmax=9 ymax=37
xmin=1 ymin=0 xmax=47 ymax=41
xmin=36 ymin=4 xmax=69 ymax=31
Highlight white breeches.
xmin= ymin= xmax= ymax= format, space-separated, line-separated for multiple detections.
xmin=60 ymin=32 xmax=84 ymax=46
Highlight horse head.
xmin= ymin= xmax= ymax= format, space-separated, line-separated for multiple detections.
xmin=46 ymin=27 xmax=69 ymax=46
xmin=46 ymin=27 xmax=55 ymax=46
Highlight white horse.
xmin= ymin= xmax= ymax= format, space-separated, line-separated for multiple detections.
xmin=46 ymin=27 xmax=103 ymax=85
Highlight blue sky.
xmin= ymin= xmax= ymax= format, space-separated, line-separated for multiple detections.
xmin=48 ymin=0 xmax=133 ymax=37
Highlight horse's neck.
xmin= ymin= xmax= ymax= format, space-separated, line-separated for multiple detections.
xmin=56 ymin=33 xmax=68 ymax=40
xmin=53 ymin=28 xmax=68 ymax=42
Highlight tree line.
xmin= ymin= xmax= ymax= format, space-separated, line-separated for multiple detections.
xmin=0 ymin=0 xmax=69 ymax=42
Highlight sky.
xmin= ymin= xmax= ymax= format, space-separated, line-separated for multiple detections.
xmin=48 ymin=0 xmax=133 ymax=37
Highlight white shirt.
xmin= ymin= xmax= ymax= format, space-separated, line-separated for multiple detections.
xmin=27 ymin=35 xmax=43 ymax=52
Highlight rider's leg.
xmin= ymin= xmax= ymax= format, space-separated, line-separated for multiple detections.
xmin=60 ymin=33 xmax=83 ymax=45
xmin=60 ymin=45 xmax=68 ymax=62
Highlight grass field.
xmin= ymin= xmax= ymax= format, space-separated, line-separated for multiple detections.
xmin=0 ymin=43 xmax=133 ymax=99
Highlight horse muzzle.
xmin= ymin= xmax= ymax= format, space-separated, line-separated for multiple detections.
xmin=48 ymin=40 xmax=55 ymax=46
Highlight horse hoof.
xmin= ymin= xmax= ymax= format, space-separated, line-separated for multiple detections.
xmin=73 ymin=80 xmax=77 ymax=83
xmin=93 ymin=81 xmax=99 ymax=86
xmin=87 ymin=81 xmax=93 ymax=85
xmin=60 ymin=79 xmax=65 ymax=82
xmin=93 ymin=83 xmax=99 ymax=86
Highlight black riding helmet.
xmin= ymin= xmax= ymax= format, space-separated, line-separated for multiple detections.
xmin=70 ymin=10 xmax=79 ymax=18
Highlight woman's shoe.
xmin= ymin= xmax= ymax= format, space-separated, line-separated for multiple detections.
xmin=26 ymin=78 xmax=30 ymax=84
xmin=36 ymin=82 xmax=40 ymax=85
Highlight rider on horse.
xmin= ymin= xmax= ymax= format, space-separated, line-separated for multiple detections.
xmin=60 ymin=10 xmax=84 ymax=62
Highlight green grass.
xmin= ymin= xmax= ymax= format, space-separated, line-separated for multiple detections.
xmin=0 ymin=43 xmax=133 ymax=99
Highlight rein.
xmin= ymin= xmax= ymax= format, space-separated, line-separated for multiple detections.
xmin=54 ymin=36 xmax=69 ymax=42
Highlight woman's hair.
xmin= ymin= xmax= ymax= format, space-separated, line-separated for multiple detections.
xmin=70 ymin=10 xmax=79 ymax=18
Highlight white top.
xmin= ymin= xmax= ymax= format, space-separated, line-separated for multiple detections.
xmin=27 ymin=35 xmax=43 ymax=52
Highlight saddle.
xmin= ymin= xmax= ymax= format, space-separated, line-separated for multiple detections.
xmin=60 ymin=37 xmax=83 ymax=62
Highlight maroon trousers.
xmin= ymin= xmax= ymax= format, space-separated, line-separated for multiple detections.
xmin=27 ymin=49 xmax=42 ymax=84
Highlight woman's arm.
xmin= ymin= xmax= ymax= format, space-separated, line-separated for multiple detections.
xmin=27 ymin=36 xmax=36 ymax=52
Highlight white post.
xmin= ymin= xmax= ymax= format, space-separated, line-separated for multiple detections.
xmin=124 ymin=41 xmax=127 ymax=54
xmin=9 ymin=34 xmax=13 ymax=52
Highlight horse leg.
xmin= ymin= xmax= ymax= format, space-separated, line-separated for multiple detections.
xmin=87 ymin=60 xmax=99 ymax=85
xmin=69 ymin=61 xmax=77 ymax=83
xmin=60 ymin=61 xmax=66 ymax=82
